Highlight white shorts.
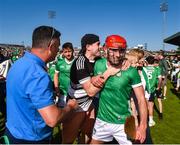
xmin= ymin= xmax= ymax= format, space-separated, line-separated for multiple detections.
xmin=92 ymin=118 xmax=132 ymax=144
xmin=145 ymin=91 xmax=150 ymax=100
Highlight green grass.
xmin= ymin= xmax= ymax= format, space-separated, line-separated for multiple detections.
xmin=1 ymin=80 xmax=179 ymax=144
xmin=52 ymin=80 xmax=180 ymax=144
xmin=151 ymin=80 xmax=180 ymax=144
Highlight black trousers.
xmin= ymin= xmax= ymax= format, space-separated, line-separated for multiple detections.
xmin=0 ymin=82 xmax=6 ymax=136
xmin=0 ymin=82 xmax=6 ymax=118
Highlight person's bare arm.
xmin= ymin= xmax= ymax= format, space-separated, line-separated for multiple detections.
xmin=54 ymin=72 xmax=60 ymax=95
xmin=157 ymin=76 xmax=162 ymax=90
xmin=82 ymin=66 xmax=120 ymax=97
xmin=91 ymin=75 xmax=105 ymax=88
xmin=38 ymin=99 xmax=78 ymax=127
xmin=133 ymin=86 xmax=147 ymax=143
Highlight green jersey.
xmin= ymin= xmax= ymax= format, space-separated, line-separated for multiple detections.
xmin=155 ymin=66 xmax=162 ymax=87
xmin=11 ymin=55 xmax=19 ymax=63
xmin=47 ymin=61 xmax=56 ymax=82
xmin=55 ymin=58 xmax=74 ymax=96
xmin=94 ymin=58 xmax=142 ymax=124
xmin=57 ymin=54 xmax=64 ymax=61
xmin=159 ymin=58 xmax=169 ymax=76
xmin=142 ymin=65 xmax=161 ymax=93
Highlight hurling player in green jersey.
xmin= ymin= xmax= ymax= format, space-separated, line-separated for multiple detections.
xmin=158 ymin=51 xmax=169 ymax=99
xmin=61 ymin=34 xmax=120 ymax=144
xmin=91 ymin=35 xmax=147 ymax=144
xmin=142 ymin=56 xmax=162 ymax=127
xmin=126 ymin=49 xmax=153 ymax=144
xmin=54 ymin=42 xmax=75 ymax=108
xmin=154 ymin=58 xmax=163 ymax=119
xmin=47 ymin=60 xmax=57 ymax=82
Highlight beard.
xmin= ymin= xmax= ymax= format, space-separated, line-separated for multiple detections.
xmin=48 ymin=56 xmax=56 ymax=62
xmin=108 ymin=55 xmax=124 ymax=67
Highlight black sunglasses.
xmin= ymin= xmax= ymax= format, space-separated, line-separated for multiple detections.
xmin=48 ymin=28 xmax=55 ymax=47
xmin=50 ymin=28 xmax=55 ymax=41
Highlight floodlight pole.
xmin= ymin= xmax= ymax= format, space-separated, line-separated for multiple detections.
xmin=144 ymin=43 xmax=147 ymax=50
xmin=48 ymin=10 xmax=56 ymax=26
xmin=21 ymin=41 xmax=24 ymax=47
xmin=160 ymin=1 xmax=168 ymax=51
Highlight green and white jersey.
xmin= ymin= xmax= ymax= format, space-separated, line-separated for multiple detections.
xmin=155 ymin=66 xmax=162 ymax=87
xmin=142 ymin=65 xmax=161 ymax=94
xmin=94 ymin=58 xmax=142 ymax=124
xmin=47 ymin=61 xmax=56 ymax=82
xmin=55 ymin=58 xmax=74 ymax=96
xmin=56 ymin=53 xmax=64 ymax=61
xmin=11 ymin=55 xmax=19 ymax=63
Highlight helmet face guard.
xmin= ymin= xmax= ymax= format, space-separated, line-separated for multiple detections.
xmin=105 ymin=35 xmax=127 ymax=66
xmin=107 ymin=48 xmax=126 ymax=66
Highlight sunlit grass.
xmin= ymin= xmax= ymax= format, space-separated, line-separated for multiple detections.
xmin=151 ymin=80 xmax=180 ymax=144
xmin=0 ymin=80 xmax=179 ymax=144
xmin=52 ymin=80 xmax=180 ymax=144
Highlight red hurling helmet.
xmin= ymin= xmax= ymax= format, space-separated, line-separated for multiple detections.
xmin=105 ymin=35 xmax=127 ymax=49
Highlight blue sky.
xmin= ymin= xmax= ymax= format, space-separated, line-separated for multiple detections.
xmin=0 ymin=0 xmax=179 ymax=51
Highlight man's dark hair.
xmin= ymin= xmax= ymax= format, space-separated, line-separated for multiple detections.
xmin=159 ymin=50 xmax=165 ymax=57
xmin=32 ymin=25 xmax=61 ymax=48
xmin=146 ymin=55 xmax=155 ymax=64
xmin=62 ymin=42 xmax=74 ymax=52
xmin=154 ymin=58 xmax=159 ymax=64
xmin=79 ymin=34 xmax=99 ymax=55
